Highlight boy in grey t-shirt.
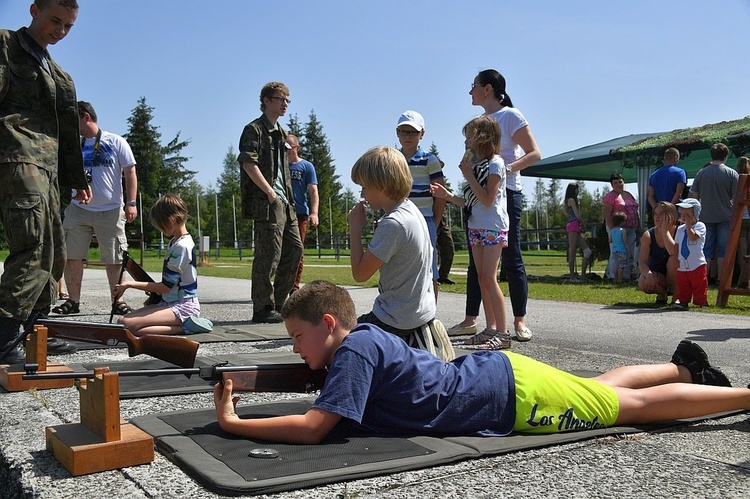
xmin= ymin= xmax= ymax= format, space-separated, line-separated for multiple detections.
xmin=347 ymin=146 xmax=453 ymax=361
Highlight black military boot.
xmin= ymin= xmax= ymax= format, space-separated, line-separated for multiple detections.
xmin=0 ymin=316 xmax=26 ymax=365
xmin=23 ymin=309 xmax=77 ymax=355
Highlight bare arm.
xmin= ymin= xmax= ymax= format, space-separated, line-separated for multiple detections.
xmin=347 ymin=202 xmax=383 ymax=282
xmin=214 ymin=379 xmax=341 ymax=444
xmin=242 ymin=162 xmax=276 ymax=204
xmin=123 ymin=165 xmax=138 ymax=223
xmin=647 ymin=186 xmax=657 ymax=210
xmin=460 ymin=157 xmax=500 ymax=207
xmin=507 ymin=126 xmax=542 ymax=173
xmin=670 ymin=183 xmax=686 ymax=205
xmin=638 ymin=230 xmax=653 ymax=276
xmin=432 ymin=177 xmax=447 ymax=225
xmin=113 ymin=279 xmax=171 ymax=301
xmin=307 ymin=184 xmax=319 ymax=226
xmin=430 ymin=182 xmax=466 ymax=207
xmin=603 ymin=203 xmax=614 ymax=230
xmin=567 ymin=198 xmax=585 ymax=227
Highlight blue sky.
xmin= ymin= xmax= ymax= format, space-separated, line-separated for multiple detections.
xmin=3 ymin=0 xmax=749 ymax=199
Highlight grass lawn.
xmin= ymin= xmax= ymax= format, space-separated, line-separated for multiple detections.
xmin=4 ymin=248 xmax=749 ymax=316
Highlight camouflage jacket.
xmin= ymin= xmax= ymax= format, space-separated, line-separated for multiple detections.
xmin=237 ymin=113 xmax=294 ymax=220
xmin=0 ymin=28 xmax=87 ymax=189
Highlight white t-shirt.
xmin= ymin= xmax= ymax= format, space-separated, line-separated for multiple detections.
xmin=73 ymin=129 xmax=136 ymax=212
xmin=367 ymin=199 xmax=435 ymax=329
xmin=467 ymin=155 xmax=509 ymax=232
xmin=486 ymin=107 xmax=529 ymax=192
xmin=674 ymin=222 xmax=707 ymax=271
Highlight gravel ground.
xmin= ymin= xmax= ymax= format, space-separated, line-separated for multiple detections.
xmin=1 ymin=265 xmax=748 ymax=498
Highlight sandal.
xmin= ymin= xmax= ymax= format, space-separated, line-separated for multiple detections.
xmin=112 ymin=300 xmax=134 ymax=315
xmin=475 ymin=332 xmax=512 ymax=350
xmin=464 ymin=328 xmax=496 ymax=345
xmin=51 ymin=299 xmax=80 ymax=315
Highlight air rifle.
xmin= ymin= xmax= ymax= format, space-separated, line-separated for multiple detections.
xmin=36 ymin=319 xmax=198 ymax=368
xmin=111 ymin=251 xmax=160 ymax=323
xmin=24 ymin=361 xmax=328 ymax=393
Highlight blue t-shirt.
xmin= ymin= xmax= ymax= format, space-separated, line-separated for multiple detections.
xmin=288 ymin=159 xmax=317 ymax=216
xmin=649 ymin=164 xmax=687 ymax=204
xmin=610 ymin=227 xmax=627 ymax=254
xmin=312 ymin=325 xmax=516 ymax=437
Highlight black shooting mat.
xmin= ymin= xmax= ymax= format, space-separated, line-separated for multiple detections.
xmin=74 ymin=351 xmax=304 ymax=398
xmin=130 ymin=373 xmax=747 ymax=496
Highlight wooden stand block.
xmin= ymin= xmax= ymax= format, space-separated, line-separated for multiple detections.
xmin=718 ymin=174 xmax=750 ymax=306
xmin=44 ymin=368 xmax=154 ymax=475
xmin=45 ymin=420 xmax=153 ymax=476
xmin=0 ymin=326 xmax=75 ymax=391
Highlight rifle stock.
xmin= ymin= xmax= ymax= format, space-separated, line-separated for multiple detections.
xmin=37 ymin=319 xmax=198 ymax=368
xmin=24 ymin=362 xmax=328 ymax=393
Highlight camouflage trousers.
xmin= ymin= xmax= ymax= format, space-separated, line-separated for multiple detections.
xmin=0 ymin=163 xmax=64 ymax=321
xmin=251 ymin=199 xmax=302 ymax=313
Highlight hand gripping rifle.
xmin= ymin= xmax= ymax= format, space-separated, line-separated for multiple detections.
xmin=24 ymin=361 xmax=328 ymax=393
xmin=18 ymin=319 xmax=199 ymax=368
xmin=111 ymin=251 xmax=161 ymax=323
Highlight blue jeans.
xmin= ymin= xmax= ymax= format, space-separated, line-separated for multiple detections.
xmin=704 ymin=220 xmax=730 ymax=259
xmin=465 ymin=188 xmax=528 ymax=318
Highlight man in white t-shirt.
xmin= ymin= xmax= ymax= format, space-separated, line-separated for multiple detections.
xmin=53 ymin=101 xmax=138 ymax=316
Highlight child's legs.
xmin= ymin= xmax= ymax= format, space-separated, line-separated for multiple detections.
xmin=567 ymin=231 xmax=579 ymax=275
xmin=472 ymin=240 xmax=506 ymax=333
xmin=689 ymin=265 xmax=708 ymax=305
xmin=119 ymin=304 xmax=181 ymax=336
xmin=595 ymin=363 xmax=690 ymax=389
xmin=676 ymin=271 xmax=692 ymax=303
xmin=614 ymin=384 xmax=750 ymax=426
xmin=578 ymin=236 xmax=591 ymax=274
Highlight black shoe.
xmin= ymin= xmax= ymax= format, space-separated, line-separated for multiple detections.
xmin=672 ymin=302 xmax=689 ymax=311
xmin=670 ymin=340 xmax=731 ymax=387
xmin=0 ymin=343 xmax=26 ymax=364
xmin=437 ymin=277 xmax=456 ymax=285
xmin=252 ymin=309 xmax=283 ymax=324
xmin=46 ymin=337 xmax=77 ymax=355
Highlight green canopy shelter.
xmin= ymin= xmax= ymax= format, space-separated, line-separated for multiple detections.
xmin=524 ymin=117 xmax=750 ymax=227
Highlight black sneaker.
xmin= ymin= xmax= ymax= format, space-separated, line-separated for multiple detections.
xmin=672 ymin=302 xmax=689 ymax=311
xmin=252 ymin=309 xmax=283 ymax=324
xmin=670 ymin=340 xmax=731 ymax=387
xmin=437 ymin=277 xmax=456 ymax=285
xmin=46 ymin=337 xmax=78 ymax=355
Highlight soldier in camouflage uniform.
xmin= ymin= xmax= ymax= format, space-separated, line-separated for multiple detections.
xmin=0 ymin=0 xmax=91 ymax=363
xmin=238 ymin=82 xmax=303 ymax=323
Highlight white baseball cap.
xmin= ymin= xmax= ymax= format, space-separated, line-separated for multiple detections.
xmin=396 ymin=110 xmax=425 ymax=132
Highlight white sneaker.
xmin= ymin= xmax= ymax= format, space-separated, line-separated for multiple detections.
xmin=514 ymin=326 xmax=533 ymax=342
xmin=446 ymin=322 xmax=477 ymax=336
xmin=429 ymin=319 xmax=456 ymax=362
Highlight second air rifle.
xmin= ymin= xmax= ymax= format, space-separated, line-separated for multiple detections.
xmin=24 ymin=361 xmax=328 ymax=393
xmin=34 ymin=319 xmax=199 ymax=368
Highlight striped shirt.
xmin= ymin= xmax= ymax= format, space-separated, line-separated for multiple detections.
xmin=404 ymin=147 xmax=444 ymax=217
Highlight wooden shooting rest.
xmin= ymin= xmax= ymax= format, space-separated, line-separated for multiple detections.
xmin=45 ymin=367 xmax=154 ymax=475
xmin=0 ymin=325 xmax=75 ymax=391
xmin=717 ymin=173 xmax=750 ymax=306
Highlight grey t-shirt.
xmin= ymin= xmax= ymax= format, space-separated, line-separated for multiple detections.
xmin=368 ymin=199 xmax=436 ymax=329
xmin=690 ymin=163 xmax=738 ymax=223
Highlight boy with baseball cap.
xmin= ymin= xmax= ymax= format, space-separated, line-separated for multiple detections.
xmin=667 ymin=198 xmax=708 ymax=310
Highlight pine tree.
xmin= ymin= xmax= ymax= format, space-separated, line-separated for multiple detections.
xmin=215 ymin=146 xmax=252 ymax=248
xmin=301 ymin=110 xmax=345 ymax=245
xmin=124 ymin=97 xmax=195 ymax=243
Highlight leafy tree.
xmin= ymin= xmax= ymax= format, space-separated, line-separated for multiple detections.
xmin=124 ymin=97 xmax=195 ymax=243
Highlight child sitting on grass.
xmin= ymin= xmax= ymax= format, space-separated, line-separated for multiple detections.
xmin=213 ymin=280 xmax=743 ymax=444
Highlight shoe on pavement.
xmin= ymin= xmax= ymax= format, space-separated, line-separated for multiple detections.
xmin=672 ymin=302 xmax=689 ymax=311
xmin=475 ymin=332 xmax=512 ymax=350
xmin=252 ymin=309 xmax=283 ymax=324
xmin=670 ymin=339 xmax=731 ymax=387
xmin=514 ymin=326 xmax=533 ymax=342
xmin=46 ymin=337 xmax=78 ymax=355
xmin=437 ymin=277 xmax=456 ymax=285
xmin=447 ymin=322 xmax=477 ymax=337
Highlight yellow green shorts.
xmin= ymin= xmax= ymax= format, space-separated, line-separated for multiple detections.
xmin=506 ymin=351 xmax=619 ymax=434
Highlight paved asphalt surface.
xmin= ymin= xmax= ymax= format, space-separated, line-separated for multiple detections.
xmin=1 ymin=265 xmax=748 ymax=498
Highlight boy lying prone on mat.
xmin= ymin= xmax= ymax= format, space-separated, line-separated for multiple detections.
xmin=214 ymin=280 xmax=749 ymax=444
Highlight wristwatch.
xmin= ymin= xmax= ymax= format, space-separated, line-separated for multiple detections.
xmin=126 ymin=200 xmax=137 ymax=207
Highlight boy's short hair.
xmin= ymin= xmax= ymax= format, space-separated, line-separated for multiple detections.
xmin=710 ymin=143 xmax=729 ymax=161
xmin=150 ymin=194 xmax=188 ymax=234
xmin=280 ymin=280 xmax=356 ymax=329
xmin=351 ymin=146 xmax=412 ymax=201
xmin=35 ymin=0 xmax=79 ymax=10
xmin=612 ymin=211 xmax=627 ymax=226
xmin=664 ymin=148 xmax=680 ymax=162
xmin=259 ymin=82 xmax=289 ymax=112
xmin=463 ymin=116 xmax=500 ymax=159
xmin=77 ymin=101 xmax=97 ymax=122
